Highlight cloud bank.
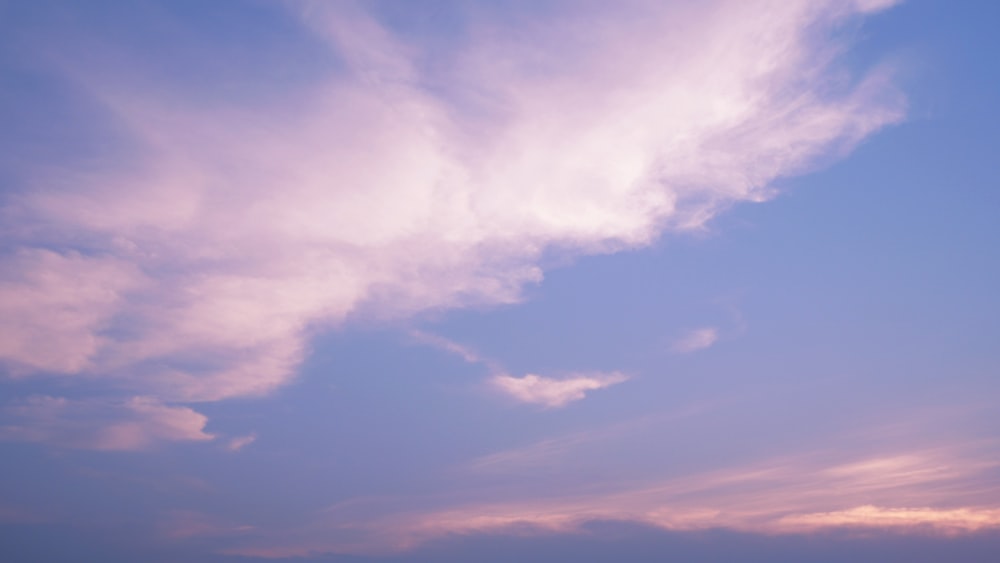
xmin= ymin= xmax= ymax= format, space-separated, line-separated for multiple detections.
xmin=0 ymin=0 xmax=904 ymax=408
xmin=217 ymin=442 xmax=1000 ymax=557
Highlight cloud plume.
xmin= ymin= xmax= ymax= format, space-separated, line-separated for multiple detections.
xmin=0 ymin=0 xmax=904 ymax=404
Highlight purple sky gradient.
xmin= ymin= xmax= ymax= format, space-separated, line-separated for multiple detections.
xmin=2 ymin=1 xmax=1000 ymax=561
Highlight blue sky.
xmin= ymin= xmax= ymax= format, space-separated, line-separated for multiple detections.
xmin=2 ymin=1 xmax=1000 ymax=561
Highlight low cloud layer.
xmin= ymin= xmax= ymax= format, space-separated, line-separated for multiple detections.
xmin=217 ymin=441 xmax=1000 ymax=557
xmin=226 ymin=433 xmax=257 ymax=452
xmin=0 ymin=1 xmax=903 ymax=411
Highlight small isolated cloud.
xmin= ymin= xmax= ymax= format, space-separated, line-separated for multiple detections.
xmin=671 ymin=327 xmax=719 ymax=354
xmin=226 ymin=433 xmax=257 ymax=452
xmin=491 ymin=372 xmax=629 ymax=408
xmin=413 ymin=331 xmax=623 ymax=408
xmin=0 ymin=396 xmax=214 ymax=450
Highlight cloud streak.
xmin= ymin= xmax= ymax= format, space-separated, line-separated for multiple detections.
xmin=411 ymin=329 xmax=628 ymax=407
xmin=408 ymin=330 xmax=493 ymax=368
xmin=778 ymin=505 xmax=1000 ymax=533
xmin=219 ymin=441 xmax=1000 ymax=557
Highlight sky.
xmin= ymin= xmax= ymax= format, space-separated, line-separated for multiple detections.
xmin=1 ymin=1 xmax=999 ymax=561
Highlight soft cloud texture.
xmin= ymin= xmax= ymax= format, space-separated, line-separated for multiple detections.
xmin=491 ymin=372 xmax=630 ymax=408
xmin=226 ymin=433 xmax=257 ymax=452
xmin=778 ymin=505 xmax=1000 ymax=532
xmin=0 ymin=250 xmax=144 ymax=374
xmin=218 ymin=442 xmax=1000 ymax=557
xmin=413 ymin=330 xmax=627 ymax=407
xmin=408 ymin=330 xmax=494 ymax=368
xmin=0 ymin=396 xmax=214 ymax=450
xmin=0 ymin=0 xmax=904 ymax=406
xmin=671 ymin=327 xmax=720 ymax=354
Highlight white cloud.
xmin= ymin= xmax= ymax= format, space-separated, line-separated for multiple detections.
xmin=0 ymin=396 xmax=214 ymax=450
xmin=0 ymin=0 xmax=904 ymax=403
xmin=491 ymin=372 xmax=629 ymax=408
xmin=671 ymin=327 xmax=719 ymax=354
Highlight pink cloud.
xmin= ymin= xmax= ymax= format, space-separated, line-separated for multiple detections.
xmin=157 ymin=510 xmax=255 ymax=540
xmin=0 ymin=250 xmax=144 ymax=374
xmin=0 ymin=0 xmax=904 ymax=403
xmin=778 ymin=505 xmax=1000 ymax=533
xmin=0 ymin=396 xmax=214 ymax=450
xmin=408 ymin=330 xmax=490 ymax=366
xmin=208 ymin=401 xmax=1000 ymax=557
xmin=491 ymin=372 xmax=630 ymax=408
xmin=226 ymin=433 xmax=257 ymax=452
xmin=671 ymin=327 xmax=719 ymax=354
xmin=218 ymin=442 xmax=1000 ymax=557
xmin=410 ymin=446 xmax=1000 ymax=541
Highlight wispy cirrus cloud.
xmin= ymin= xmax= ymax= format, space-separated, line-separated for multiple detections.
xmin=218 ymin=440 xmax=1000 ymax=557
xmin=465 ymin=403 xmax=719 ymax=472
xmin=207 ymin=402 xmax=1000 ymax=557
xmin=0 ymin=0 xmax=903 ymax=410
xmin=491 ymin=372 xmax=630 ymax=408
xmin=416 ymin=448 xmax=1000 ymax=538
xmin=408 ymin=330 xmax=493 ymax=368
